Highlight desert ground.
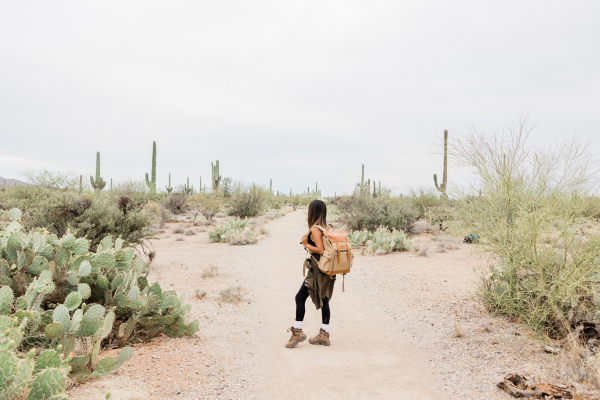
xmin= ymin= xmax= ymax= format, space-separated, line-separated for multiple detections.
xmin=68 ymin=209 xmax=570 ymax=400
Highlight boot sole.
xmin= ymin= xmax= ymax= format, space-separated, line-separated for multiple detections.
xmin=308 ymin=340 xmax=330 ymax=346
xmin=285 ymin=334 xmax=306 ymax=348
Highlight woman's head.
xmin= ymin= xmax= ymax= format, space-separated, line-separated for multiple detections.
xmin=307 ymin=200 xmax=327 ymax=228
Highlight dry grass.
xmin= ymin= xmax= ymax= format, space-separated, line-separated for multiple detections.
xmin=559 ymin=342 xmax=600 ymax=389
xmin=248 ymin=217 xmax=265 ymax=226
xmin=455 ymin=320 xmax=463 ymax=338
xmin=194 ymin=219 xmax=216 ymax=226
xmin=259 ymin=226 xmax=269 ymax=235
xmin=215 ymin=213 xmax=226 ymax=218
xmin=412 ymin=239 xmax=430 ymax=257
xmin=200 ymin=265 xmax=219 ymax=278
xmin=184 ymin=229 xmax=196 ymax=236
xmin=264 ymin=210 xmax=284 ymax=220
xmin=219 ymin=285 xmax=245 ymax=303
xmin=194 ymin=289 xmax=207 ymax=299
xmin=229 ymin=235 xmax=258 ymax=246
xmin=431 ymin=235 xmax=461 ymax=252
xmin=175 ymin=236 xmax=184 ymax=241
xmin=172 ymin=224 xmax=184 ymax=234
xmin=375 ymin=248 xmax=388 ymax=256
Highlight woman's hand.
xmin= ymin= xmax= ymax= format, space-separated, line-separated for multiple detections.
xmin=301 ymin=234 xmax=309 ymax=247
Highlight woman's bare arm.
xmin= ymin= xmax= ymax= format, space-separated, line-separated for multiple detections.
xmin=301 ymin=227 xmax=324 ymax=255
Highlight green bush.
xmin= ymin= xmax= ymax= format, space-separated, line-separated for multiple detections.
xmin=408 ymin=187 xmax=443 ymax=218
xmin=0 ymin=209 xmax=198 ymax=391
xmin=450 ymin=120 xmax=600 ymax=336
xmin=334 ymin=195 xmax=418 ymax=233
xmin=227 ymin=185 xmax=267 ymax=218
xmin=208 ymin=218 xmax=258 ymax=245
xmin=8 ymin=188 xmax=156 ymax=251
xmin=162 ymin=193 xmax=188 ymax=215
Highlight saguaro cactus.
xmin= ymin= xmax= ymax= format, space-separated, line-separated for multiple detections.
xmin=434 ymin=130 xmax=448 ymax=198
xmin=79 ymin=175 xmax=82 ymax=193
xmin=212 ymin=161 xmax=221 ymax=192
xmin=90 ymin=152 xmax=106 ymax=192
xmin=361 ymin=164 xmax=365 ymax=195
xmin=145 ymin=141 xmax=157 ymax=194
xmin=184 ymin=177 xmax=193 ymax=195
xmin=166 ymin=173 xmax=173 ymax=193
xmin=270 ymin=179 xmax=272 ymax=196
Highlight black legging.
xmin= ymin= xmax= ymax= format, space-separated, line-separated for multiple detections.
xmin=295 ymin=282 xmax=330 ymax=324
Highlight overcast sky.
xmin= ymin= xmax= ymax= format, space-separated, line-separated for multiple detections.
xmin=1 ymin=1 xmax=599 ymax=195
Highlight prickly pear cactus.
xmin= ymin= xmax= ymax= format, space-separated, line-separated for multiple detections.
xmin=349 ymin=228 xmax=411 ymax=254
xmin=0 ymin=209 xmax=199 ymax=387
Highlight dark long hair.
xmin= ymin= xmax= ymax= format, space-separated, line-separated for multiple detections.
xmin=307 ymin=200 xmax=327 ymax=228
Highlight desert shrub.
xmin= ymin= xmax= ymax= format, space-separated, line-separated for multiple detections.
xmin=450 ymin=118 xmax=600 ymax=336
xmin=335 ymin=195 xmax=418 ymax=233
xmin=227 ymin=185 xmax=267 ymax=218
xmin=425 ymin=205 xmax=456 ymax=231
xmin=219 ymin=177 xmax=235 ymax=197
xmin=112 ymin=178 xmax=158 ymax=205
xmin=267 ymin=196 xmax=285 ymax=210
xmin=219 ymin=285 xmax=245 ymax=302
xmin=411 ymin=239 xmax=430 ymax=256
xmin=208 ymin=218 xmax=258 ymax=244
xmin=184 ymin=229 xmax=195 ymax=236
xmin=430 ymin=235 xmax=461 ymax=252
xmin=264 ymin=210 xmax=284 ymax=220
xmin=0 ymin=210 xmax=198 ymax=389
xmin=172 ymin=224 xmax=184 ymax=234
xmin=162 ymin=193 xmax=188 ymax=214
xmin=21 ymin=168 xmax=92 ymax=191
xmin=195 ymin=289 xmax=207 ymax=299
xmin=348 ymin=228 xmax=411 ymax=254
xmin=9 ymin=189 xmax=156 ymax=251
xmin=158 ymin=204 xmax=172 ymax=228
xmin=187 ymin=192 xmax=223 ymax=219
xmin=200 ymin=265 xmax=219 ymax=278
xmin=408 ymin=187 xmax=443 ymax=218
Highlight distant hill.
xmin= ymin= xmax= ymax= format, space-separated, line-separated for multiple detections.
xmin=0 ymin=176 xmax=30 ymax=187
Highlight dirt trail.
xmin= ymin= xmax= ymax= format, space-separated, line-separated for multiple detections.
xmin=70 ymin=210 xmax=561 ymax=400
xmin=252 ymin=210 xmax=436 ymax=399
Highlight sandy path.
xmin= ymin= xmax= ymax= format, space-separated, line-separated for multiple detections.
xmin=70 ymin=209 xmax=571 ymax=399
xmin=252 ymin=210 xmax=436 ymax=399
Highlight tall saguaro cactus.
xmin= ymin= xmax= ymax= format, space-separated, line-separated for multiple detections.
xmin=360 ymin=164 xmax=365 ymax=195
xmin=90 ymin=152 xmax=106 ymax=192
xmin=211 ymin=161 xmax=221 ymax=192
xmin=434 ymin=130 xmax=448 ymax=199
xmin=145 ymin=141 xmax=157 ymax=194
xmin=270 ymin=179 xmax=273 ymax=196
xmin=166 ymin=173 xmax=173 ymax=193
xmin=79 ymin=175 xmax=82 ymax=193
xmin=184 ymin=177 xmax=193 ymax=195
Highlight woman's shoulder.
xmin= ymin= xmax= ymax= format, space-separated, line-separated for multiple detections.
xmin=310 ymin=226 xmax=323 ymax=236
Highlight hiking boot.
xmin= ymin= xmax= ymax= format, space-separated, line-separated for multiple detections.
xmin=285 ymin=327 xmax=307 ymax=348
xmin=308 ymin=329 xmax=330 ymax=346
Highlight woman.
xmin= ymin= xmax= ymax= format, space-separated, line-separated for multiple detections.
xmin=286 ymin=199 xmax=336 ymax=348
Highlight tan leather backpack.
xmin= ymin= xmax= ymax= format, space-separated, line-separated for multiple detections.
xmin=304 ymin=225 xmax=354 ymax=290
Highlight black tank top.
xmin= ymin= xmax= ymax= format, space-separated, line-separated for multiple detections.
xmin=308 ymin=232 xmax=320 ymax=261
